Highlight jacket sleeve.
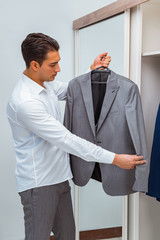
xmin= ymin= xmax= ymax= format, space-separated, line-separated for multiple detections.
xmin=125 ymin=84 xmax=149 ymax=192
xmin=63 ymin=83 xmax=73 ymax=131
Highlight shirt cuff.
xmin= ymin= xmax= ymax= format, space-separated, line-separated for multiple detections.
xmin=101 ymin=150 xmax=115 ymax=164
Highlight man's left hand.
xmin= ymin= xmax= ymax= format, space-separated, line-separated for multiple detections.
xmin=90 ymin=52 xmax=111 ymax=70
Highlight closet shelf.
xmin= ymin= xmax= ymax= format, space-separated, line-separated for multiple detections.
xmin=142 ymin=51 xmax=160 ymax=57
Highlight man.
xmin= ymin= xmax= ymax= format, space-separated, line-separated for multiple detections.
xmin=7 ymin=33 xmax=146 ymax=240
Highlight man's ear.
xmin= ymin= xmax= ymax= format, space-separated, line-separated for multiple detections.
xmin=30 ymin=61 xmax=40 ymax=72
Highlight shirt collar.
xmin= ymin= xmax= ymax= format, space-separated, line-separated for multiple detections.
xmin=22 ymin=74 xmax=46 ymax=94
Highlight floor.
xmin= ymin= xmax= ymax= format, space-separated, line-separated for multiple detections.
xmin=99 ymin=238 xmax=122 ymax=240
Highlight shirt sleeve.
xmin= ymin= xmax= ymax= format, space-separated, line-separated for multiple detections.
xmin=125 ymin=84 xmax=148 ymax=192
xmin=44 ymin=70 xmax=91 ymax=100
xmin=16 ymin=99 xmax=115 ymax=164
xmin=44 ymin=80 xmax=68 ymax=100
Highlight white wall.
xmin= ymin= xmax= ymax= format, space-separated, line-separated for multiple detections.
xmin=0 ymin=0 xmax=117 ymax=239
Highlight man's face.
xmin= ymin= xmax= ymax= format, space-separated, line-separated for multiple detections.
xmin=37 ymin=50 xmax=60 ymax=82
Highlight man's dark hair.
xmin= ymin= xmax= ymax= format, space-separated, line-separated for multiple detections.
xmin=21 ymin=33 xmax=60 ymax=68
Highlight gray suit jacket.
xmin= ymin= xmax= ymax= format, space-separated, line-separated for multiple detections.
xmin=64 ymin=70 xmax=148 ymax=196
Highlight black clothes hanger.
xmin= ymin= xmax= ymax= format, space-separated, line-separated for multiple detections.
xmin=91 ymin=66 xmax=111 ymax=84
xmin=92 ymin=66 xmax=111 ymax=72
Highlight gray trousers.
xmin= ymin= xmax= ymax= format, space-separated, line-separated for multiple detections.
xmin=19 ymin=181 xmax=75 ymax=240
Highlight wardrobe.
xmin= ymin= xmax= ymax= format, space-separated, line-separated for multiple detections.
xmin=137 ymin=1 xmax=160 ymax=240
xmin=73 ymin=0 xmax=160 ymax=240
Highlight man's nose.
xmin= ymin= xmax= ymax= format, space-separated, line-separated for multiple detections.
xmin=55 ymin=64 xmax=60 ymax=72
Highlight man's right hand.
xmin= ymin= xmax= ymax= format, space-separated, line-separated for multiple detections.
xmin=112 ymin=154 xmax=146 ymax=169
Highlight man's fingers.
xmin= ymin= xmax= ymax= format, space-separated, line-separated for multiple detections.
xmin=135 ymin=160 xmax=146 ymax=165
xmin=99 ymin=52 xmax=108 ymax=58
xmin=135 ymin=155 xmax=144 ymax=161
xmin=134 ymin=155 xmax=146 ymax=165
xmin=101 ymin=58 xmax=111 ymax=63
xmin=102 ymin=55 xmax=111 ymax=59
xmin=101 ymin=55 xmax=111 ymax=67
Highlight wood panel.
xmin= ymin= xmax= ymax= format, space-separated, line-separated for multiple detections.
xmin=50 ymin=226 xmax=122 ymax=240
xmin=73 ymin=0 xmax=149 ymax=30
xmin=80 ymin=227 xmax=122 ymax=240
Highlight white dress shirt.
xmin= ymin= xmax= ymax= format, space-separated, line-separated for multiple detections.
xmin=7 ymin=74 xmax=115 ymax=192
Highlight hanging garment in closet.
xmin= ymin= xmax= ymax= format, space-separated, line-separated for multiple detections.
xmin=147 ymin=104 xmax=160 ymax=201
xmin=64 ymin=70 xmax=148 ymax=196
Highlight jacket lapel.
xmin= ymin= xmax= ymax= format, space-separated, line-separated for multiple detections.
xmin=79 ymin=71 xmax=119 ymax=136
xmin=80 ymin=72 xmax=96 ymax=137
xmin=97 ymin=71 xmax=119 ymax=133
